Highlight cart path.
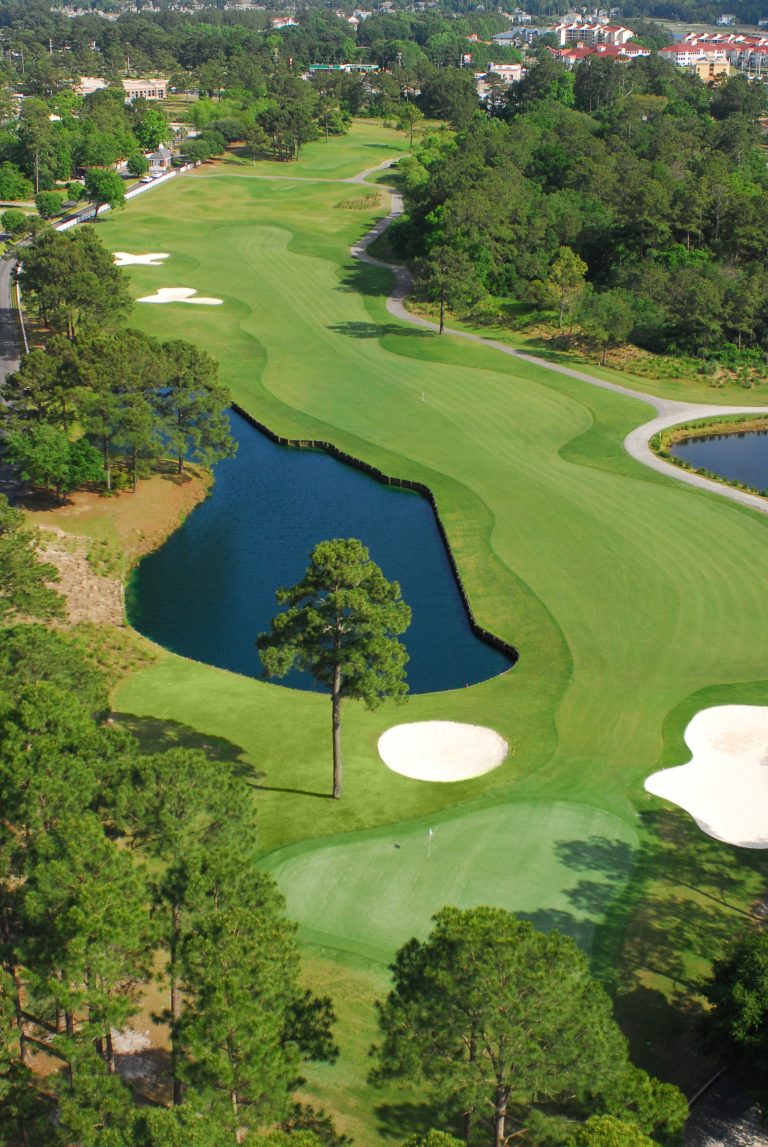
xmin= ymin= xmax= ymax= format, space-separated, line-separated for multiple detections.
xmin=352 ymin=182 xmax=768 ymax=517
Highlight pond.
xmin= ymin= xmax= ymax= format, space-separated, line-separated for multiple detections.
xmin=126 ymin=412 xmax=514 ymax=694
xmin=670 ymin=428 xmax=768 ymax=492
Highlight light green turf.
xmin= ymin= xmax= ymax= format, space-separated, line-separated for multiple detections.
xmin=264 ymin=802 xmax=638 ymax=961
xmin=212 ymin=118 xmax=404 ymax=179
xmin=108 ymin=123 xmax=768 ymax=1115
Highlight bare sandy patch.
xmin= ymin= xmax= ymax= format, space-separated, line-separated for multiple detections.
xmin=38 ymin=527 xmax=124 ymax=626
xmin=138 ymin=287 xmax=222 ymax=305
xmin=113 ymin=252 xmax=170 ymax=266
xmin=645 ymin=705 xmax=768 ymax=848
xmin=378 ymin=720 xmax=508 ymax=782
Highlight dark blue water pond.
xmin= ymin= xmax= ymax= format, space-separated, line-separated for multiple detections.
xmin=671 ymin=429 xmax=768 ymax=492
xmin=126 ymin=412 xmax=513 ymax=693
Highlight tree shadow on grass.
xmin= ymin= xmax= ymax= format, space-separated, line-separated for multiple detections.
xmin=338 ymin=260 xmax=393 ymax=297
xmin=112 ymin=712 xmax=249 ymax=762
xmin=327 ymin=321 xmax=432 ymax=340
xmin=553 ymin=812 xmax=768 ymax=1089
xmin=113 ymin=712 xmax=334 ymax=799
xmin=374 ymin=1100 xmax=459 ymax=1142
xmin=515 ymin=908 xmax=596 ymax=952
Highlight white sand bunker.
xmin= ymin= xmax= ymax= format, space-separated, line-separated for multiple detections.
xmin=137 ymin=287 xmax=222 ymax=306
xmin=645 ymin=705 xmax=768 ymax=848
xmin=113 ymin=252 xmax=170 ymax=266
xmin=379 ymin=721 xmax=508 ymax=783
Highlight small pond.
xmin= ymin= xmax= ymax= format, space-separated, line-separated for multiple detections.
xmin=670 ymin=428 xmax=768 ymax=492
xmin=126 ymin=412 xmax=514 ymax=694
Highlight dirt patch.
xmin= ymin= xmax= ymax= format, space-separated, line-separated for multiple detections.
xmin=25 ymin=468 xmax=210 ymax=628
xmin=39 ymin=527 xmax=123 ymax=625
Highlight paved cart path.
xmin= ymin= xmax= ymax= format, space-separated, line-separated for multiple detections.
xmin=352 ymin=176 xmax=768 ymax=517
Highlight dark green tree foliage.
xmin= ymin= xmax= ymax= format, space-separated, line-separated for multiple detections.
xmin=0 ymin=165 xmax=34 ymax=202
xmin=34 ymin=190 xmax=64 ymax=219
xmin=700 ymin=929 xmax=768 ymax=1112
xmin=401 ymin=1134 xmax=464 ymax=1147
xmin=75 ymin=328 xmax=162 ymax=492
xmin=566 ymin=1115 xmax=656 ymax=1147
xmin=395 ymin=54 xmax=768 ymax=357
xmin=126 ymin=152 xmax=149 ymax=177
xmin=371 ymin=907 xmax=687 ymax=1147
xmin=19 ymin=226 xmax=132 ymax=339
xmin=258 ymin=538 xmax=411 ymax=798
xmin=175 ymin=839 xmax=335 ymax=1139
xmin=0 ymin=624 xmax=107 ymax=714
xmin=416 ymin=242 xmax=483 ymax=334
xmin=159 ymin=340 xmax=235 ymax=475
xmin=1 ymin=208 xmax=29 ymax=239
xmin=5 ymin=425 xmax=103 ymax=500
xmin=83 ymin=166 xmax=126 ymax=216
xmin=0 ymin=495 xmax=63 ymax=625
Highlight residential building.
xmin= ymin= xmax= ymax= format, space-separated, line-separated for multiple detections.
xmin=550 ymin=41 xmax=649 ymax=66
xmin=551 ymin=21 xmax=634 ymax=46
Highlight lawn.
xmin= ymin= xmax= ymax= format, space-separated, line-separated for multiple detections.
xmin=105 ymin=122 xmax=768 ymax=1133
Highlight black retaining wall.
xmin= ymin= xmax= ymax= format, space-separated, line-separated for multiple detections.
xmin=231 ymin=402 xmax=519 ymax=669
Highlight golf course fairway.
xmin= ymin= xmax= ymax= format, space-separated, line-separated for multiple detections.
xmin=107 ymin=122 xmax=768 ymax=1137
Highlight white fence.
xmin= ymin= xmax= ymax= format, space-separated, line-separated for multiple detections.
xmin=54 ymin=162 xmax=196 ymax=232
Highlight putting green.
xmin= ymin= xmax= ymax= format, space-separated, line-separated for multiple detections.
xmin=264 ymin=801 xmax=638 ymax=961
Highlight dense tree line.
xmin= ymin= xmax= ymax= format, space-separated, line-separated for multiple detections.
xmin=2 ymin=227 xmax=235 ymax=496
xmin=396 ymin=56 xmax=768 ymax=360
xmin=0 ymin=0 xmax=524 ymax=173
xmin=0 ymin=625 xmax=339 ymax=1146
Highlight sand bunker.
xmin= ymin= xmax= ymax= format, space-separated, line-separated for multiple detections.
xmin=645 ymin=705 xmax=768 ymax=848
xmin=137 ymin=287 xmax=222 ymax=306
xmin=378 ymin=721 xmax=508 ymax=782
xmin=113 ymin=252 xmax=170 ymax=266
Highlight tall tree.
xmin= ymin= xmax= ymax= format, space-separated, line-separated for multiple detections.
xmin=258 ymin=539 xmax=411 ymax=799
xmin=20 ymin=227 xmax=131 ymax=339
xmin=700 ymin=929 xmax=768 ymax=1112
xmin=5 ymin=425 xmax=103 ymax=501
xmin=546 ymin=246 xmax=587 ymax=335
xmin=0 ymin=495 xmax=63 ymax=625
xmin=416 ymin=243 xmax=483 ymax=335
xmin=577 ymin=287 xmax=634 ymax=365
xmin=159 ymin=340 xmax=235 ymax=476
xmin=75 ymin=328 xmax=161 ymax=492
xmin=371 ymin=907 xmax=685 ymax=1147
xmin=84 ymin=167 xmax=126 ymax=217
xmin=175 ymin=837 xmax=336 ymax=1143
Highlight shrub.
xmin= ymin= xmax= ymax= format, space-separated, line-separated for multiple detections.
xmin=126 ymin=153 xmax=149 ymax=177
xmin=35 ymin=190 xmax=65 ymax=219
xmin=0 ymin=161 xmax=34 ymax=201
xmin=1 ymin=208 xmax=28 ymax=238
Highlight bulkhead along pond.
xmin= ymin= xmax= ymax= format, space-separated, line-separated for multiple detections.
xmin=670 ymin=428 xmax=768 ymax=492
xmin=127 ymin=412 xmax=513 ymax=694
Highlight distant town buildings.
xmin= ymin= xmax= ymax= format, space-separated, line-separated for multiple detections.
xmin=75 ymin=76 xmax=168 ymax=100
xmin=550 ymin=41 xmax=649 ymax=66
xmin=552 ymin=22 xmax=635 ymax=47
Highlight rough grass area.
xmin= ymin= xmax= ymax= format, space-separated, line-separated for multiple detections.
xmin=102 ymin=123 xmax=768 ymax=1135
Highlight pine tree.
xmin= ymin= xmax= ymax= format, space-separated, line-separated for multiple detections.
xmin=258 ymin=538 xmax=411 ymax=798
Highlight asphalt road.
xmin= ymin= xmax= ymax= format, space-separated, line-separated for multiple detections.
xmin=0 ymin=255 xmax=20 ymax=388
xmin=685 ymin=1073 xmax=763 ymax=1145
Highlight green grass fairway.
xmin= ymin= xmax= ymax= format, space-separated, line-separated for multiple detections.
xmin=211 ymin=118 xmax=405 ymax=179
xmin=264 ymin=802 xmax=637 ymax=961
xmin=107 ymin=123 xmax=768 ymax=1124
